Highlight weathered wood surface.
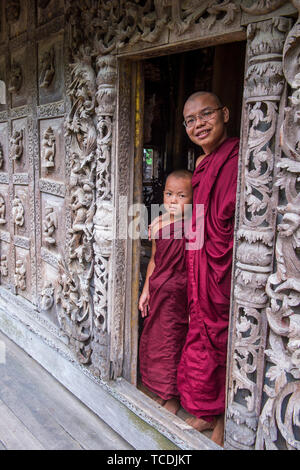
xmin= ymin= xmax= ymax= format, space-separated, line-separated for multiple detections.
xmin=0 ymin=330 xmax=133 ymax=450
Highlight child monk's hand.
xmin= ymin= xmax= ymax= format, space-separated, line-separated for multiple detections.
xmin=139 ymin=291 xmax=150 ymax=318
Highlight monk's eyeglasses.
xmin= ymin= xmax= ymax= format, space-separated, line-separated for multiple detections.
xmin=183 ymin=107 xmax=224 ymax=129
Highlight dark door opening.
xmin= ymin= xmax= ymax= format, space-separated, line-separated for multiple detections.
xmin=137 ymin=40 xmax=246 ymax=432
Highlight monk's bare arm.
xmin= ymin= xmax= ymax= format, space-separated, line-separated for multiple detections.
xmin=138 ymin=239 xmax=156 ymax=318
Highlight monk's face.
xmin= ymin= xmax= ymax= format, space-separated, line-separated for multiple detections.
xmin=183 ymin=94 xmax=229 ymax=155
xmin=163 ymin=176 xmax=192 ymax=218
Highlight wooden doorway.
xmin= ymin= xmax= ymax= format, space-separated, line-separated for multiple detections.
xmin=135 ymin=40 xmax=246 ymax=419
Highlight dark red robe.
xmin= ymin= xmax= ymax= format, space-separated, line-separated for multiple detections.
xmin=177 ymin=137 xmax=239 ymax=421
xmin=139 ymin=220 xmax=189 ymax=401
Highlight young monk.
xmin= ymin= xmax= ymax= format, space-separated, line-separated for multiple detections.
xmin=139 ymin=170 xmax=192 ymax=415
xmin=177 ymin=91 xmax=240 ymax=446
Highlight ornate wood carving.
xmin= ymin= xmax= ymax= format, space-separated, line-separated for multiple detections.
xmin=43 ymin=206 xmax=57 ymax=245
xmin=14 ymin=259 xmax=26 ymax=291
xmin=41 ymin=126 xmax=56 ymax=169
xmin=12 ymin=196 xmax=24 ymax=227
xmin=56 ymin=46 xmax=97 ymax=365
xmin=0 ymin=256 xmax=8 ymax=277
xmin=0 ymin=143 xmax=4 ymax=168
xmin=68 ymin=1 xmax=240 ymax=54
xmin=10 ymin=129 xmax=23 ymax=160
xmin=39 ymin=47 xmax=55 ymax=89
xmin=255 ymin=3 xmax=300 ymax=450
xmin=0 ymin=194 xmax=6 ymax=225
xmin=241 ymin=0 xmax=289 ymax=14
xmin=8 ymin=61 xmax=22 ymax=94
xmin=225 ymin=16 xmax=292 ymax=450
xmin=5 ymin=0 xmax=21 ymax=24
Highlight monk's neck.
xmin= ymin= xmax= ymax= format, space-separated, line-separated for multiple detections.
xmin=201 ymin=134 xmax=228 ymax=160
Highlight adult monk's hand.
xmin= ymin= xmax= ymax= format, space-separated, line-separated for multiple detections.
xmin=139 ymin=291 xmax=150 ymax=318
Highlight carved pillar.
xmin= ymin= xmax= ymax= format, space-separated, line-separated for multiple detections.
xmin=256 ymin=5 xmax=300 ymax=450
xmin=225 ymin=17 xmax=292 ymax=450
xmin=91 ymin=55 xmax=117 ymax=379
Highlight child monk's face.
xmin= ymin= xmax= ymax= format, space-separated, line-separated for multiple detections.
xmin=163 ymin=175 xmax=192 ymax=218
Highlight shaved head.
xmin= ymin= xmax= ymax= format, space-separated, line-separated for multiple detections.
xmin=184 ymin=91 xmax=223 ymax=113
xmin=166 ymin=169 xmax=193 ymax=183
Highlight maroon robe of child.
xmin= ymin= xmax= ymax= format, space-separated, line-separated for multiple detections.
xmin=177 ymin=137 xmax=239 ymax=421
xmin=139 ymin=219 xmax=189 ymax=401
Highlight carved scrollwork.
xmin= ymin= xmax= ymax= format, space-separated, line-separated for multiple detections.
xmin=226 ymin=17 xmax=291 ymax=450
xmin=255 ymin=6 xmax=300 ymax=449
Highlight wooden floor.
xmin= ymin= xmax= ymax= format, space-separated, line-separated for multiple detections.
xmin=0 ymin=331 xmax=133 ymax=450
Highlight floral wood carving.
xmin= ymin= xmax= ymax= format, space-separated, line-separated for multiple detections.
xmin=225 ymin=17 xmax=291 ymax=450
xmin=255 ymin=3 xmax=300 ymax=449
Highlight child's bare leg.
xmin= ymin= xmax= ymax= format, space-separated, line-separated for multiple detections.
xmin=163 ymin=398 xmax=180 ymax=415
xmin=186 ymin=416 xmax=216 ymax=432
xmin=211 ymin=414 xmax=224 ymax=447
xmin=153 ymin=395 xmax=166 ymax=406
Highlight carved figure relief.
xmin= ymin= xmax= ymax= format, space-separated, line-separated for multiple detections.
xmin=14 ymin=260 xmax=26 ymax=291
xmin=12 ymin=196 xmax=24 ymax=227
xmin=68 ymin=1 xmax=240 ymax=54
xmin=10 ymin=129 xmax=24 ymax=161
xmin=0 ymin=143 xmax=4 ymax=168
xmin=5 ymin=0 xmax=21 ymax=23
xmin=39 ymin=282 xmax=55 ymax=311
xmin=0 ymin=195 xmax=6 ymax=225
xmin=43 ymin=206 xmax=57 ymax=245
xmin=58 ymin=47 xmax=97 ymax=366
xmin=41 ymin=126 xmax=56 ymax=169
xmin=39 ymin=47 xmax=55 ymax=89
xmin=0 ymin=256 xmax=8 ymax=277
xmin=8 ymin=62 xmax=22 ymax=94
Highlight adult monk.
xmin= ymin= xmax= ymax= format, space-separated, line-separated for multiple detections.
xmin=177 ymin=91 xmax=239 ymax=447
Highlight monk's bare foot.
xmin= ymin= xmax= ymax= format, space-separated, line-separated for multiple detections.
xmin=163 ymin=398 xmax=180 ymax=415
xmin=211 ymin=414 xmax=224 ymax=447
xmin=154 ymin=396 xmax=166 ymax=406
xmin=186 ymin=416 xmax=216 ymax=432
